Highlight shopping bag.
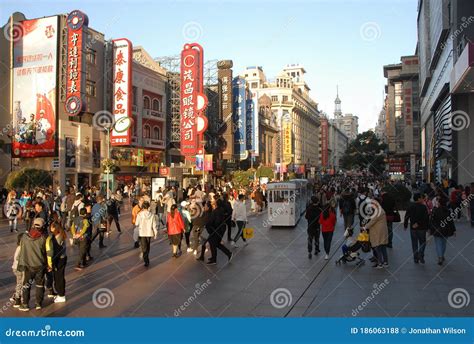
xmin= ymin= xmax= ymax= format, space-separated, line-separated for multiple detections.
xmin=243 ymin=227 xmax=254 ymax=239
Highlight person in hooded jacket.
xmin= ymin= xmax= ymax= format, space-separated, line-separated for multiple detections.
xmin=17 ymin=218 xmax=47 ymax=311
xmin=135 ymin=201 xmax=158 ymax=267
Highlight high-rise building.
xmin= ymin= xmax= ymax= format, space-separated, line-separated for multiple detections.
xmin=418 ymin=0 xmax=474 ymax=185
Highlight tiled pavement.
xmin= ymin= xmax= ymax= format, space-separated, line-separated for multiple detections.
xmin=0 ymin=204 xmax=472 ymax=317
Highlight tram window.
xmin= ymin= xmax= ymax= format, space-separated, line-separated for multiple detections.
xmin=272 ymin=190 xmax=295 ymax=202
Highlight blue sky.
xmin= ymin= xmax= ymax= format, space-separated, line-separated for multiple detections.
xmin=1 ymin=0 xmax=418 ymax=131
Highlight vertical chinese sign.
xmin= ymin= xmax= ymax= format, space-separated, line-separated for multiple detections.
xmin=251 ymin=91 xmax=259 ymax=156
xmin=12 ymin=16 xmax=59 ymax=158
xmin=282 ymin=116 xmax=292 ymax=165
xmin=217 ymin=60 xmax=233 ymax=159
xmin=111 ymin=38 xmax=132 ymax=146
xmin=65 ymin=10 xmax=88 ymax=116
xmin=180 ymin=43 xmax=205 ymax=157
xmin=245 ymin=89 xmax=254 ymax=153
xmin=232 ymin=76 xmax=247 ymax=160
xmin=320 ymin=118 xmax=328 ymax=169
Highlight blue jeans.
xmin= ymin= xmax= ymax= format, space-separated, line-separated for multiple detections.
xmin=410 ymin=229 xmax=427 ymax=260
xmin=434 ymin=236 xmax=447 ymax=258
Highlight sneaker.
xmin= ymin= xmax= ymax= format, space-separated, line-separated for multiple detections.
xmin=376 ymin=264 xmax=384 ymax=269
xmin=308 ymin=253 xmax=312 ymax=259
xmin=75 ymin=265 xmax=84 ymax=271
xmin=419 ymin=257 xmax=425 ymax=264
xmin=35 ymin=304 xmax=42 ymax=310
xmin=324 ymin=254 xmax=329 ymax=260
xmin=228 ymin=253 xmax=234 ymax=262
xmin=13 ymin=298 xmax=21 ymax=308
xmin=186 ymin=248 xmax=193 ymax=253
xmin=9 ymin=295 xmax=15 ymax=302
xmin=193 ymin=250 xmax=198 ymax=256
xmin=18 ymin=305 xmax=29 ymax=312
xmin=437 ymin=257 xmax=443 ymax=265
xmin=243 ymin=241 xmax=249 ymax=246
xmin=206 ymin=261 xmax=217 ymax=265
xmin=230 ymin=240 xmax=236 ymax=247
xmin=383 ymin=262 xmax=389 ymax=267
xmin=54 ymin=296 xmax=66 ymax=303
xmin=47 ymin=294 xmax=56 ymax=299
xmin=86 ymin=256 xmax=93 ymax=261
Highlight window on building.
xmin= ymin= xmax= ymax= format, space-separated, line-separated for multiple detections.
xmin=143 ymin=125 xmax=151 ymax=138
xmin=271 ymin=95 xmax=278 ymax=102
xmin=86 ymin=48 xmax=97 ymax=65
xmin=86 ymin=80 xmax=96 ymax=97
xmin=132 ymin=87 xmax=137 ymax=106
xmin=253 ymin=73 xmax=257 ymax=76
xmin=282 ymin=95 xmax=288 ymax=102
xmin=251 ymin=82 xmax=258 ymax=88
xmin=152 ymin=98 xmax=161 ymax=111
xmin=143 ymin=96 xmax=150 ymax=109
xmin=153 ymin=126 xmax=161 ymax=139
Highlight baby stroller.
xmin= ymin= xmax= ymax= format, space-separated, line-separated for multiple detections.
xmin=335 ymin=229 xmax=370 ymax=266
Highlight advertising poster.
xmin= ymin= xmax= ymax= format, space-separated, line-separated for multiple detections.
xmin=65 ymin=137 xmax=76 ymax=168
xmin=12 ymin=16 xmax=59 ymax=158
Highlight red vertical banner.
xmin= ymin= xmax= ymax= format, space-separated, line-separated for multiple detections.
xmin=321 ymin=118 xmax=328 ymax=168
xmin=65 ymin=10 xmax=88 ymax=116
xmin=111 ymin=38 xmax=133 ymax=146
xmin=180 ymin=43 xmax=204 ymax=157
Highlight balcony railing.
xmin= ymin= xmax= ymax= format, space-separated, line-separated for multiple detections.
xmin=143 ymin=108 xmax=165 ymax=120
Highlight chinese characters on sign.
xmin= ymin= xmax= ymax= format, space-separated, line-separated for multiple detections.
xmin=321 ymin=118 xmax=328 ymax=168
xmin=12 ymin=16 xmax=59 ymax=158
xmin=180 ymin=43 xmax=204 ymax=157
xmin=232 ymin=77 xmax=247 ymax=160
xmin=218 ymin=60 xmax=234 ymax=159
xmin=65 ymin=10 xmax=88 ymax=116
xmin=111 ymin=38 xmax=132 ymax=146
xmin=282 ymin=117 xmax=292 ymax=164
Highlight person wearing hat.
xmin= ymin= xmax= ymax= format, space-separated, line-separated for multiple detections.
xmin=17 ymin=218 xmax=47 ymax=311
xmin=71 ymin=208 xmax=92 ymax=270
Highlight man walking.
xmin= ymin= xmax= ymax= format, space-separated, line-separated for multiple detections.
xmin=404 ymin=193 xmax=430 ymax=264
xmin=305 ymin=196 xmax=322 ymax=259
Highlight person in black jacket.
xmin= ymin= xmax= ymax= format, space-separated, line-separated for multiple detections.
xmin=206 ymin=199 xmax=233 ymax=265
xmin=339 ymin=189 xmax=356 ymax=230
xmin=404 ymin=193 xmax=430 ymax=264
xmin=106 ymin=196 xmax=121 ymax=233
xmin=381 ymin=190 xmax=396 ymax=248
xmin=222 ymin=193 xmax=233 ymax=242
xmin=191 ymin=202 xmax=209 ymax=256
xmin=430 ymin=197 xmax=456 ymax=265
xmin=305 ymin=196 xmax=322 ymax=259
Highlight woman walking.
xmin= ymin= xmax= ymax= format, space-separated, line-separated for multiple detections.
xmin=429 ymin=197 xmax=456 ymax=265
xmin=364 ymin=200 xmax=389 ymax=269
xmin=135 ymin=201 xmax=158 ymax=267
xmin=319 ymin=207 xmax=336 ymax=260
xmin=46 ymin=221 xmax=68 ymax=302
xmin=167 ymin=204 xmax=184 ymax=258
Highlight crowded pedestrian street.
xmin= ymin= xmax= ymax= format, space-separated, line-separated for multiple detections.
xmin=1 ymin=198 xmax=472 ymax=317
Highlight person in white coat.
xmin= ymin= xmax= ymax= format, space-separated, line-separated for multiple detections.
xmin=230 ymin=194 xmax=248 ymax=247
xmin=135 ymin=202 xmax=158 ymax=267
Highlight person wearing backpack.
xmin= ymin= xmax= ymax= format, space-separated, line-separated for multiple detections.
xmin=179 ymin=201 xmax=193 ymax=252
xmin=69 ymin=193 xmax=84 ymax=230
xmin=430 ymin=196 xmax=456 ymax=265
xmin=107 ymin=195 xmax=122 ymax=233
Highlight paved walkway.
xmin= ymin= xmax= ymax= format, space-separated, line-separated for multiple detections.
xmin=0 ymin=205 xmax=472 ymax=317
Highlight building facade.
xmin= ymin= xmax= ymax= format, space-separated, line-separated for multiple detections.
xmin=418 ymin=0 xmax=474 ymax=185
xmin=384 ymin=55 xmax=421 ymax=180
xmin=328 ymin=119 xmax=349 ymax=173
xmin=242 ymin=65 xmax=320 ymax=177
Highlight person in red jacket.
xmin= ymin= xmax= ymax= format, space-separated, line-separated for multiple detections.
xmin=319 ymin=207 xmax=337 ymax=260
xmin=167 ymin=204 xmax=185 ymax=258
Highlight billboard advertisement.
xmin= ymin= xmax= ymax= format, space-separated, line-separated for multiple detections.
xmin=320 ymin=118 xmax=329 ymax=168
xmin=12 ymin=16 xmax=59 ymax=158
xmin=180 ymin=43 xmax=204 ymax=157
xmin=111 ymin=38 xmax=133 ymax=146
xmin=232 ymin=77 xmax=246 ymax=160
xmin=217 ymin=60 xmax=233 ymax=159
xmin=64 ymin=10 xmax=88 ymax=116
